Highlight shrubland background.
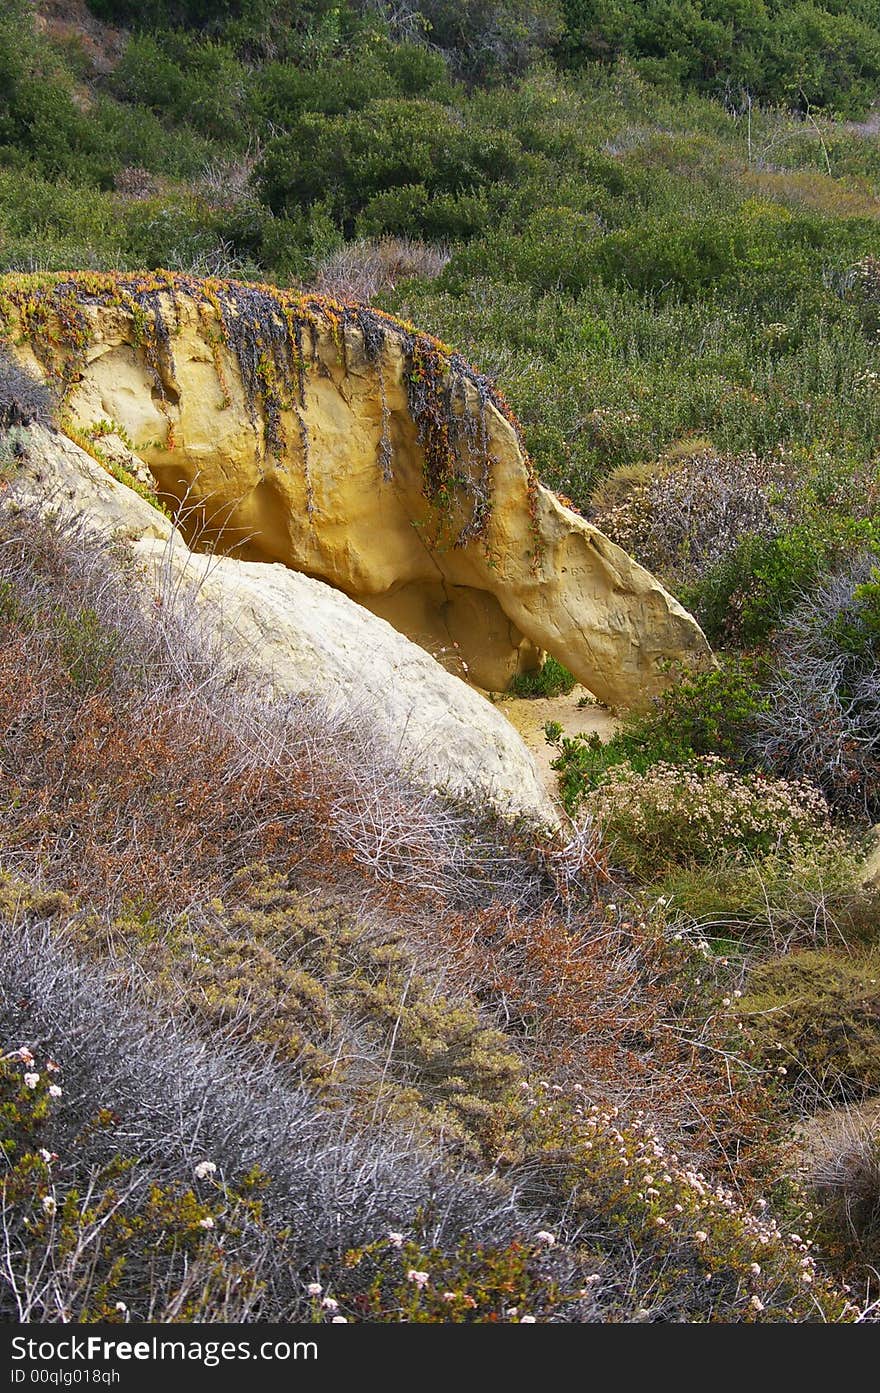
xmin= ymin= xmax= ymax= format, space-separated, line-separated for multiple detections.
xmin=4 ymin=0 xmax=880 ymax=1321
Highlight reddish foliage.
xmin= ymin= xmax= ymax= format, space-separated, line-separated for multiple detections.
xmin=438 ymin=896 xmax=783 ymax=1186
xmin=0 ymin=625 xmax=317 ymax=913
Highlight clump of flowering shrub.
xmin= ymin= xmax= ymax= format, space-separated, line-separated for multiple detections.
xmin=313 ymin=1086 xmax=854 ymax=1323
xmin=320 ymin=1230 xmax=588 ymax=1323
xmin=585 ymin=756 xmax=843 ymax=879
xmin=549 ymin=656 xmax=769 ymax=809
xmin=507 ymin=1087 xmax=854 ymax=1323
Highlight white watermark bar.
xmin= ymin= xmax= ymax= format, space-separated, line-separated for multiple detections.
xmin=2 ymin=1329 xmax=322 ymax=1390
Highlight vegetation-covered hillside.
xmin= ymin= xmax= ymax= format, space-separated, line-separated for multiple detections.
xmin=4 ymin=0 xmax=880 ymax=1323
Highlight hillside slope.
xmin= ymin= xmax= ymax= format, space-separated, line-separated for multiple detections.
xmin=4 ymin=0 xmax=880 ymax=1323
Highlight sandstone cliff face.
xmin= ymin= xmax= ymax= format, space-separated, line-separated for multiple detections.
xmin=6 ymin=424 xmax=556 ymax=824
xmin=1 ymin=273 xmax=711 ymax=706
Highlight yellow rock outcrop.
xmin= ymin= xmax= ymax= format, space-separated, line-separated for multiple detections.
xmin=0 ymin=272 xmax=711 ymax=704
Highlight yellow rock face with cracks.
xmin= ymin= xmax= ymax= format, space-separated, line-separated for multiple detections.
xmin=1 ymin=272 xmax=711 ymax=705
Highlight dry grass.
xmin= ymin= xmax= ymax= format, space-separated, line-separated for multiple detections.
xmin=312 ymin=236 xmax=451 ymax=303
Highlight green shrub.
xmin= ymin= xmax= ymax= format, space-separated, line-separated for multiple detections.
xmin=408 ymin=0 xmax=564 ymax=81
xmin=0 ymin=1 xmax=112 ymax=185
xmin=583 ymin=203 xmax=876 ymax=306
xmin=250 ymin=45 xmax=452 ymax=125
xmin=557 ymin=0 xmax=880 ymax=117
xmin=52 ymin=606 xmax=122 ymax=692
xmin=550 ymin=656 xmax=769 ymax=811
xmin=121 ymin=196 xmax=261 ymax=277
xmin=476 ymin=205 xmax=605 ymax=294
xmin=508 ymin=655 xmax=576 ymax=699
xmin=112 ymin=33 xmax=249 ymax=142
xmin=685 ymin=516 xmax=880 ymax=646
xmin=357 ymin=186 xmax=493 ymax=241
xmin=250 ymin=54 xmax=384 ymax=122
xmin=257 ymin=99 xmax=524 ymax=233
xmin=86 ymin=1 xmax=360 ymax=61
xmin=382 ymin=42 xmax=453 ymax=97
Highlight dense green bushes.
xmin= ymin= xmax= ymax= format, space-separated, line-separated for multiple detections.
xmin=557 ymin=0 xmax=880 ymax=116
xmin=258 ymin=99 xmax=525 ymax=236
xmin=85 ymin=0 xmax=350 ymax=58
xmin=0 ymin=1 xmax=109 ymax=184
xmin=82 ymin=0 xmax=880 ymax=112
xmin=111 ymin=34 xmax=249 ymax=140
xmin=685 ymin=516 xmax=880 ymax=645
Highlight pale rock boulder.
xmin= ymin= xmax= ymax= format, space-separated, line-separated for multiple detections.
xmin=6 ymin=425 xmax=174 ymax=544
xmin=5 ymin=425 xmax=556 ymax=825
xmin=2 ymin=273 xmax=712 ymax=705
xmin=134 ymin=539 xmax=556 ymax=821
